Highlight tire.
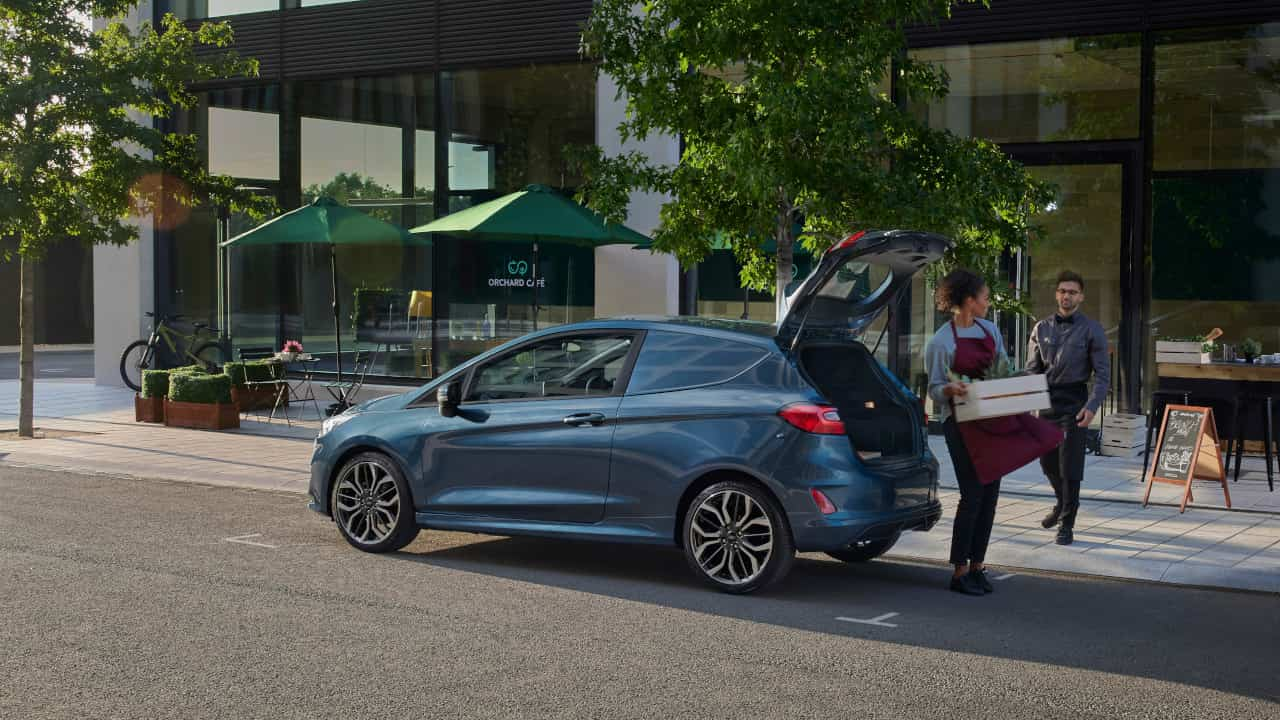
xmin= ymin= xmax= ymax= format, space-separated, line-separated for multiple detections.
xmin=190 ymin=341 xmax=224 ymax=371
xmin=682 ymin=480 xmax=795 ymax=594
xmin=331 ymin=452 xmax=419 ymax=553
xmin=825 ymin=537 xmax=897 ymax=564
xmin=119 ymin=340 xmax=152 ymax=392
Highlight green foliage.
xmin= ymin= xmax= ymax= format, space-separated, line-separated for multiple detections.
xmin=223 ymin=360 xmax=278 ymax=386
xmin=0 ymin=3 xmax=276 ymax=263
xmin=573 ymin=0 xmax=1052 ymax=317
xmin=140 ymin=364 xmax=206 ymax=398
xmin=168 ymin=372 xmax=232 ymax=405
xmin=1240 ymin=337 xmax=1263 ymax=359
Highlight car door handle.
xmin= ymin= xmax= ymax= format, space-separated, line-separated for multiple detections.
xmin=563 ymin=412 xmax=606 ymax=427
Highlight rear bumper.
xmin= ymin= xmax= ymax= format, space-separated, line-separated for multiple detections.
xmin=790 ymin=500 xmax=943 ymax=552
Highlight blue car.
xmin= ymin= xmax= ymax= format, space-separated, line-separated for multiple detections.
xmin=309 ymin=229 xmax=949 ymax=593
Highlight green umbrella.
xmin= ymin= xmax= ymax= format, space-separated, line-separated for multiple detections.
xmin=410 ymin=184 xmax=650 ymax=328
xmin=221 ymin=196 xmax=431 ymax=390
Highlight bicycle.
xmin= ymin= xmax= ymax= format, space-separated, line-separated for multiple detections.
xmin=119 ymin=312 xmax=225 ymax=391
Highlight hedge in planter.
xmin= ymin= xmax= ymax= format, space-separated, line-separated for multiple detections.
xmin=136 ymin=366 xmax=206 ymax=423
xmin=224 ymin=360 xmax=288 ymax=412
xmin=165 ymin=372 xmax=239 ymax=430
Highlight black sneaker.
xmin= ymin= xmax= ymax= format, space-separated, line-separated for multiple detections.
xmin=1041 ymin=507 xmax=1062 ymax=529
xmin=1056 ymin=527 xmax=1074 ymax=545
xmin=949 ymin=573 xmax=985 ymax=596
xmin=969 ymin=568 xmax=994 ymax=594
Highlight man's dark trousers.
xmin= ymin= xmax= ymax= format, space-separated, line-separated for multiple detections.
xmin=1039 ymin=384 xmax=1089 ymax=529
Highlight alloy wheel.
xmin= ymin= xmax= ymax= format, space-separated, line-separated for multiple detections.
xmin=689 ymin=489 xmax=775 ymax=586
xmin=334 ymin=461 xmax=401 ymax=546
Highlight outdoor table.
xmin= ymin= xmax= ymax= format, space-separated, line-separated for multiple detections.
xmin=1156 ymin=361 xmax=1280 ymax=450
xmin=279 ymin=356 xmax=324 ymax=423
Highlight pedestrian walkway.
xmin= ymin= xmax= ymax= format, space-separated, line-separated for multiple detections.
xmin=1 ymin=380 xmax=1276 ymax=593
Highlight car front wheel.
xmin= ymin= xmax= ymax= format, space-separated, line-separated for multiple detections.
xmin=682 ymin=480 xmax=795 ymax=594
xmin=331 ymin=452 xmax=419 ymax=553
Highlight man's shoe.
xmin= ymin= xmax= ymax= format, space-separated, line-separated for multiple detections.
xmin=1041 ymin=507 xmax=1062 ymax=529
xmin=969 ymin=568 xmax=994 ymax=594
xmin=949 ymin=573 xmax=985 ymax=596
xmin=1055 ymin=527 xmax=1074 ymax=545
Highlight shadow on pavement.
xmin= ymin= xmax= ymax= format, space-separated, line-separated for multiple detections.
xmin=393 ymin=533 xmax=1279 ymax=704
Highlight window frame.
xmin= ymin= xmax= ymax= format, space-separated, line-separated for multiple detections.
xmin=456 ymin=329 xmax=647 ymax=406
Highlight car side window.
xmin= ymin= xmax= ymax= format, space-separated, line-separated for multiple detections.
xmin=465 ymin=334 xmax=635 ymax=402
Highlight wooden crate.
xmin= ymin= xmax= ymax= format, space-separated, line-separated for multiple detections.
xmin=953 ymin=374 xmax=1050 ymax=422
xmin=1156 ymin=351 xmax=1211 ymax=364
xmin=1103 ymin=413 xmax=1146 ymax=431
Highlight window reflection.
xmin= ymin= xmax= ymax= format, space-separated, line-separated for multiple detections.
xmin=165 ymin=0 xmax=278 ymax=19
xmin=909 ymin=35 xmax=1141 ymax=142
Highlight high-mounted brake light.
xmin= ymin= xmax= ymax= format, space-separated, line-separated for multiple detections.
xmin=779 ymin=403 xmax=846 ymax=435
xmin=826 ymin=230 xmax=866 ymax=255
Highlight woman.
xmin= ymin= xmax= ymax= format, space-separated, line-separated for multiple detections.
xmin=925 ymin=269 xmax=1005 ymax=597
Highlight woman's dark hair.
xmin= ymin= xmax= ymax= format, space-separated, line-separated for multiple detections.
xmin=934 ymin=269 xmax=987 ymax=313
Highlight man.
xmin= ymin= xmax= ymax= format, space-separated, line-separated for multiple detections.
xmin=1027 ymin=270 xmax=1110 ymax=545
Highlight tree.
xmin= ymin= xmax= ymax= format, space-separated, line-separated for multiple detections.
xmin=574 ymin=0 xmax=1053 ymax=321
xmin=1 ymin=1 xmax=273 ymax=437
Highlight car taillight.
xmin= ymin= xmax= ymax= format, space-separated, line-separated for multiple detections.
xmin=810 ymin=488 xmax=837 ymax=514
xmin=779 ymin=403 xmax=846 ymax=435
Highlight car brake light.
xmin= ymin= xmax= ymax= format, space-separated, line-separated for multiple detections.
xmin=779 ymin=403 xmax=846 ymax=434
xmin=810 ymin=488 xmax=837 ymax=515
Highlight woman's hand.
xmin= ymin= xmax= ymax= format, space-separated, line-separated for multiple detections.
xmin=943 ymin=381 xmax=968 ymax=399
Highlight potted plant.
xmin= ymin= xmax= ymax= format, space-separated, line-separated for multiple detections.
xmin=134 ymin=364 xmax=207 ymax=423
xmin=1240 ymin=337 xmax=1263 ymax=364
xmin=278 ymin=340 xmax=303 ymax=362
xmin=164 ymin=372 xmax=240 ymax=430
xmin=225 ymin=359 xmax=289 ymax=412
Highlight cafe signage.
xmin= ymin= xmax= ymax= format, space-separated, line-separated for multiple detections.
xmin=1144 ymin=404 xmax=1231 ymax=512
xmin=488 ymin=258 xmax=546 ymax=289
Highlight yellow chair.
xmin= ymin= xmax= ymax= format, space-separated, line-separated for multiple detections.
xmin=408 ymin=290 xmax=433 ymax=377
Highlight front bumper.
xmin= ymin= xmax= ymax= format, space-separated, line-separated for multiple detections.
xmin=790 ymin=500 xmax=943 ymax=552
xmin=307 ymin=440 xmax=332 ymax=516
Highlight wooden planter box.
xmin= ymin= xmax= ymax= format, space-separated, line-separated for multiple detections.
xmin=231 ymin=384 xmax=288 ymax=412
xmin=953 ymin=374 xmax=1050 ymax=423
xmin=135 ymin=394 xmax=164 ymax=423
xmin=163 ymin=399 xmax=240 ymax=430
xmin=1156 ymin=341 xmax=1211 ymax=365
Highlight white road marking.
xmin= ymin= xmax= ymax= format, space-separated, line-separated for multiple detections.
xmin=40 ymin=369 xmax=68 ymax=374
xmin=836 ymin=612 xmax=899 ymax=628
xmin=223 ymin=533 xmax=279 ymax=549
xmin=995 ymin=573 xmax=1017 ymax=581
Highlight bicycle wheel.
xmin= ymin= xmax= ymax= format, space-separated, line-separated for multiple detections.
xmin=120 ymin=340 xmax=152 ymax=391
xmin=191 ymin=341 xmax=224 ymax=371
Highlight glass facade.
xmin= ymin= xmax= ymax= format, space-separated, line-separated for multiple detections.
xmin=159 ymin=63 xmax=596 ymax=380
xmin=1149 ymin=24 xmax=1280 ymax=381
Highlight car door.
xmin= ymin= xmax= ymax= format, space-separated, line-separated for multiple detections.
xmin=420 ymin=330 xmax=641 ymax=524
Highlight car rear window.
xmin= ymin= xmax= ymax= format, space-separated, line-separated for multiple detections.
xmin=626 ymin=331 xmax=769 ymax=394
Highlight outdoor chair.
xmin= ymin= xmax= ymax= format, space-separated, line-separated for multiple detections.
xmin=322 ymin=348 xmax=376 ymax=415
xmin=237 ymin=346 xmax=289 ymax=424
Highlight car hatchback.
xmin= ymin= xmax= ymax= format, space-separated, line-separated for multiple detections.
xmin=310 ymin=229 xmax=949 ymax=593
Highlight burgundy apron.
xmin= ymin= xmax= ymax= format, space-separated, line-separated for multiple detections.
xmin=950 ymin=321 xmax=1064 ymax=485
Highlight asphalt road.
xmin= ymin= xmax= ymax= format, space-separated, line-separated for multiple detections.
xmin=0 ymin=349 xmax=94 ymax=380
xmin=1 ymin=466 xmax=1276 ymax=719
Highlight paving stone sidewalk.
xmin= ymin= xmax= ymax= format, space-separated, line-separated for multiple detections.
xmin=2 ymin=380 xmax=1276 ymax=593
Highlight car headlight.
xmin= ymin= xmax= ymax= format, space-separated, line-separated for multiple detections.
xmin=319 ymin=410 xmax=357 ymax=438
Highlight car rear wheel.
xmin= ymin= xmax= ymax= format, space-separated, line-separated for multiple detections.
xmin=331 ymin=452 xmax=418 ymax=553
xmin=682 ymin=481 xmax=794 ymax=594
xmin=826 ymin=537 xmax=897 ymax=563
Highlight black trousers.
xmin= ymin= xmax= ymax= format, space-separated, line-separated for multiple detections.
xmin=1039 ymin=387 xmax=1089 ymax=530
xmin=943 ymin=418 xmax=1002 ymax=566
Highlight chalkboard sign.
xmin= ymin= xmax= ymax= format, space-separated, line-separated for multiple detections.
xmin=1144 ymin=405 xmax=1230 ymax=513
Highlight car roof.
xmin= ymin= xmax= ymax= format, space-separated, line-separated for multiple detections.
xmin=537 ymin=316 xmax=782 ymax=350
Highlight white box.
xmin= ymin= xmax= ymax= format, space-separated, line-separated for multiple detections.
xmin=1156 ymin=351 xmax=1210 ymax=364
xmin=953 ymin=374 xmax=1050 ymax=423
xmin=1101 ymin=444 xmax=1141 ymax=457
xmin=1103 ymin=413 xmax=1146 ymax=431
xmin=1103 ymin=428 xmax=1145 ymax=447
xmin=1156 ymin=341 xmax=1204 ymax=354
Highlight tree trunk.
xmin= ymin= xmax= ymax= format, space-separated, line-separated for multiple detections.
xmin=774 ymin=215 xmax=795 ymax=323
xmin=18 ymin=253 xmax=36 ymax=438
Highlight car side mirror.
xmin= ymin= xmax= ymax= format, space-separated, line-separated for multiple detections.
xmin=437 ymin=381 xmax=461 ymax=418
